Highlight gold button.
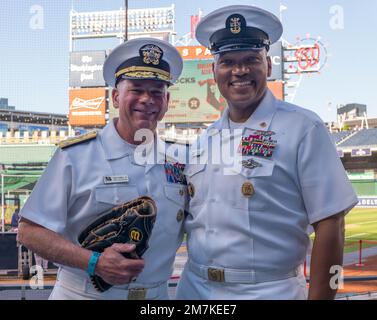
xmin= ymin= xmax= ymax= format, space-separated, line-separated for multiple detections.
xmin=176 ymin=209 xmax=184 ymax=222
xmin=179 ymin=189 xmax=184 ymax=196
xmin=188 ymin=182 xmax=195 ymax=198
xmin=260 ymin=122 xmax=267 ymax=128
xmin=242 ymin=181 xmax=254 ymax=197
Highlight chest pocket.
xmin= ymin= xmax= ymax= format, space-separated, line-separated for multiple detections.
xmin=151 ymin=184 xmax=187 ymax=236
xmin=220 ymin=157 xmax=275 ymax=210
xmin=164 ymin=184 xmax=186 ymax=207
xmin=238 ymin=156 xmax=275 ymax=178
xmin=241 ymin=157 xmax=275 ymax=211
xmin=185 ymin=163 xmax=207 ymax=208
xmin=94 ymin=185 xmax=140 ymax=213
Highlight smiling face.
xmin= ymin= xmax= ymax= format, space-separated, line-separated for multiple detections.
xmin=213 ymin=49 xmax=272 ymax=121
xmin=112 ymin=79 xmax=170 ymax=144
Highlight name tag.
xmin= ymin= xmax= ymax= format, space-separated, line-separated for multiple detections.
xmin=103 ymin=175 xmax=129 ymax=185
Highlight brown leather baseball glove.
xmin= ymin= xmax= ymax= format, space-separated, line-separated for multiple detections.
xmin=78 ymin=196 xmax=157 ymax=292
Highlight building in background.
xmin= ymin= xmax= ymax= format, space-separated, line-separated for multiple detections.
xmin=336 ymin=103 xmax=377 ymax=130
xmin=0 ymin=98 xmax=15 ymax=111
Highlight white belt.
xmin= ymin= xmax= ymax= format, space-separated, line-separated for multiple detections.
xmin=56 ymin=268 xmax=167 ymax=300
xmin=188 ymin=259 xmax=300 ymax=284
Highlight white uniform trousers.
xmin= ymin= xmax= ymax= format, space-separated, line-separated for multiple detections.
xmin=175 ymin=264 xmax=308 ymax=300
xmin=49 ymin=268 xmax=170 ymax=300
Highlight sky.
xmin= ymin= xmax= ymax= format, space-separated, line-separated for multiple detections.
xmin=0 ymin=0 xmax=376 ymax=122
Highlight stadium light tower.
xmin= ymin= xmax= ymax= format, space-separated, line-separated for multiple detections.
xmin=69 ymin=4 xmax=176 ymax=50
xmin=124 ymin=0 xmax=128 ymax=41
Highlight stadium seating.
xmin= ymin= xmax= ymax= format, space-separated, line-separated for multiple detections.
xmin=331 ymin=131 xmax=353 ymax=144
xmin=338 ymin=129 xmax=377 ymax=147
xmin=0 ymin=130 xmax=69 ymax=145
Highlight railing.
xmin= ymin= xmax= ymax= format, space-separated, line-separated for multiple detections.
xmin=356 ymin=239 xmax=377 ymax=266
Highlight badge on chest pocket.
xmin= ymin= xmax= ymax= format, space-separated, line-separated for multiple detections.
xmin=164 ymin=161 xmax=187 ymax=185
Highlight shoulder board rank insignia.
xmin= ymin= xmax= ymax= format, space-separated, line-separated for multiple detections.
xmin=58 ymin=131 xmax=97 ymax=149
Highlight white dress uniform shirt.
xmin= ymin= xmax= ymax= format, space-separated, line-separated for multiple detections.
xmin=176 ymin=89 xmax=358 ymax=300
xmin=20 ymin=119 xmax=187 ymax=300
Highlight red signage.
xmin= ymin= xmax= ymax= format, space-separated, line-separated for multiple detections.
xmin=191 ymin=15 xmax=200 ymax=39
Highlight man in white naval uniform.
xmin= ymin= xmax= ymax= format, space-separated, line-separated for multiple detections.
xmin=18 ymin=38 xmax=188 ymax=299
xmin=176 ymin=5 xmax=358 ymax=300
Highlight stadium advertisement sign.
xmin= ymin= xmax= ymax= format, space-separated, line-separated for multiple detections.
xmin=165 ymin=60 xmax=223 ymax=123
xmin=69 ymin=88 xmax=106 ymax=126
xmin=356 ymin=197 xmax=377 ymax=208
xmin=268 ymin=42 xmax=283 ymax=81
xmin=267 ymin=81 xmax=284 ymax=100
xmin=351 ymin=148 xmax=372 ymax=157
xmin=108 ymin=88 xmax=119 ymax=121
xmin=69 ymin=51 xmax=106 ymax=88
xmin=176 ymin=46 xmax=213 ymax=60
xmin=128 ymin=32 xmax=170 ymax=42
xmin=175 ymin=42 xmax=283 ymax=81
xmin=165 ymin=60 xmax=284 ymax=123
xmin=348 ymin=172 xmax=375 ymax=180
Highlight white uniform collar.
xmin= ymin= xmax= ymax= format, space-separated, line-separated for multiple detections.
xmin=100 ymin=119 xmax=136 ymax=160
xmin=215 ymin=88 xmax=277 ymax=131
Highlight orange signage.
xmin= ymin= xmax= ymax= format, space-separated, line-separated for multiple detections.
xmin=176 ymin=46 xmax=213 ymax=60
xmin=69 ymin=88 xmax=106 ymax=126
xmin=267 ymin=81 xmax=284 ymax=100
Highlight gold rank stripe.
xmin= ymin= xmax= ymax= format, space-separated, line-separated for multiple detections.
xmin=124 ymin=71 xmax=170 ymax=82
xmin=115 ymin=66 xmax=171 ymax=80
xmin=58 ymin=131 xmax=98 ymax=149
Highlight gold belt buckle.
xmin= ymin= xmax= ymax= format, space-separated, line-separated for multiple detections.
xmin=208 ymin=268 xmax=225 ymax=282
xmin=128 ymin=288 xmax=147 ymax=300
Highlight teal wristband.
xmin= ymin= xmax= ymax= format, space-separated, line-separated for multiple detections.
xmin=87 ymin=251 xmax=101 ymax=276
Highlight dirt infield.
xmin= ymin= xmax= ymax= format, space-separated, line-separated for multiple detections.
xmin=0 ymin=274 xmax=56 ymax=286
xmin=340 ymin=254 xmax=377 ymax=295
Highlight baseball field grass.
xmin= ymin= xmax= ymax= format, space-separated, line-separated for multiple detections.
xmin=309 ymin=207 xmax=377 ymax=254
xmin=344 ymin=207 xmax=377 ymax=253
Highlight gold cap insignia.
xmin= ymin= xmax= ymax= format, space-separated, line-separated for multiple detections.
xmin=140 ymin=44 xmax=163 ymax=65
xmin=226 ymin=14 xmax=246 ymax=35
